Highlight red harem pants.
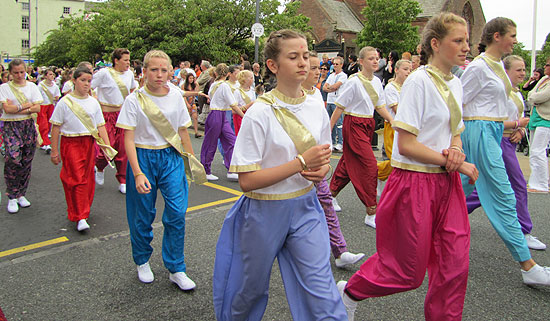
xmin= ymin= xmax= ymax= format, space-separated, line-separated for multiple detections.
xmin=60 ymin=136 xmax=96 ymax=222
xmin=38 ymin=104 xmax=54 ymax=146
xmin=330 ymin=115 xmax=377 ymax=207
xmin=345 ymin=168 xmax=470 ymax=321
xmin=95 ymin=111 xmax=126 ymax=183
xmin=233 ymin=112 xmax=244 ymax=136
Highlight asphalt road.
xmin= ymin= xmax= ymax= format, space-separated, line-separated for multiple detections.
xmin=0 ymin=134 xmax=549 ymax=320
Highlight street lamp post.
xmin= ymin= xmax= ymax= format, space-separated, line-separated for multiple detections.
xmin=254 ymin=0 xmax=260 ymax=63
xmin=531 ymin=0 xmax=538 ymax=71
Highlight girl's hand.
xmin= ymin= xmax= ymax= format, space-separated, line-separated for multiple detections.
xmin=519 ymin=117 xmax=530 ymax=128
xmin=510 ymin=130 xmax=523 ymax=144
xmin=458 ymin=162 xmax=478 ymax=184
xmin=442 ymin=147 xmax=465 ymax=172
xmin=50 ymin=153 xmax=61 ymax=165
xmin=135 ymin=174 xmax=152 ymax=194
xmin=300 ymin=165 xmax=330 ymax=182
xmin=302 ymin=144 xmax=331 ymax=170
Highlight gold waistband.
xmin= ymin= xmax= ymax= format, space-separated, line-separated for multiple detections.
xmin=391 ymin=159 xmax=446 ymax=174
xmin=343 ymin=111 xmax=373 ymax=118
xmin=100 ymin=102 xmax=122 ymax=112
xmin=463 ymin=116 xmax=507 ymax=122
xmin=244 ymin=184 xmax=314 ymax=200
xmin=210 ymin=107 xmax=231 ymax=111
xmin=0 ymin=115 xmax=33 ymax=121
xmin=135 ymin=143 xmax=172 ymax=150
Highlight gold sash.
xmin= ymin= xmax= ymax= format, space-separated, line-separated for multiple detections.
xmin=209 ymin=81 xmax=224 ymax=97
xmin=256 ymin=90 xmax=317 ymax=154
xmin=64 ymin=96 xmax=118 ymax=161
xmin=135 ymin=90 xmax=207 ymax=184
xmin=510 ymin=89 xmax=524 ymax=117
xmin=227 ymin=81 xmax=238 ymax=93
xmin=476 ymin=54 xmax=512 ymax=97
xmin=425 ymin=65 xmax=463 ymax=136
xmin=40 ymin=82 xmax=55 ymax=104
xmin=8 ymin=81 xmax=43 ymax=145
xmin=390 ymin=81 xmax=402 ymax=93
xmin=238 ymin=88 xmax=252 ymax=105
xmin=108 ymin=68 xmax=130 ymax=100
xmin=351 ymin=73 xmax=379 ymax=108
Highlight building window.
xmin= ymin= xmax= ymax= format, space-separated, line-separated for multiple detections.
xmin=22 ymin=16 xmax=29 ymax=30
xmin=63 ymin=7 xmax=71 ymax=15
xmin=22 ymin=39 xmax=30 ymax=49
xmin=22 ymin=2 xmax=30 ymax=11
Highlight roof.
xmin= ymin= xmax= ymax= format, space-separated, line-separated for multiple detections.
xmin=316 ymin=0 xmax=364 ymax=33
xmin=415 ymin=0 xmax=448 ymax=18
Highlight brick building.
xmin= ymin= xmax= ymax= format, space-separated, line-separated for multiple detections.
xmin=297 ymin=0 xmax=486 ymax=57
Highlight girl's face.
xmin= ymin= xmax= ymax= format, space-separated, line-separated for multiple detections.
xmin=229 ymin=70 xmax=239 ymax=81
xmin=74 ymin=73 xmax=92 ymax=95
xmin=267 ymin=37 xmax=309 ymax=84
xmin=395 ymin=62 xmax=412 ymax=81
xmin=46 ymin=71 xmax=55 ymax=81
xmin=1 ymin=74 xmax=8 ymax=83
xmin=144 ymin=57 xmax=170 ymax=90
xmin=188 ymin=75 xmax=195 ymax=83
xmin=10 ymin=64 xmax=26 ymax=83
xmin=359 ymin=50 xmax=379 ymax=74
xmin=433 ymin=23 xmax=469 ymax=68
xmin=506 ymin=60 xmax=526 ymax=86
xmin=534 ymin=71 xmax=541 ymax=79
xmin=496 ymin=26 xmax=517 ymax=55
xmin=245 ymin=73 xmax=254 ymax=88
xmin=305 ymin=57 xmax=320 ymax=86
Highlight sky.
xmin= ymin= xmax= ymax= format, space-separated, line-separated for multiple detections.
xmin=480 ymin=0 xmax=549 ymax=50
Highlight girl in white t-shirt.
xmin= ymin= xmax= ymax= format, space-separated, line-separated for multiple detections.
xmin=38 ymin=68 xmax=60 ymax=152
xmin=337 ymin=13 xmax=478 ymax=321
xmin=232 ymin=70 xmax=256 ymax=136
xmin=213 ymin=30 xmax=347 ymax=321
xmin=50 ymin=67 xmax=109 ymax=232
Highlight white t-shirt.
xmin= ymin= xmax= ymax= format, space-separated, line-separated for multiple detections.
xmin=234 ymin=87 xmax=257 ymax=108
xmin=334 ymin=75 xmax=385 ymax=118
xmin=62 ymin=80 xmax=74 ymax=94
xmin=326 ymin=71 xmax=348 ymax=104
xmin=91 ymin=68 xmax=137 ymax=107
xmin=209 ymin=81 xmax=237 ymax=111
xmin=50 ymin=94 xmax=105 ymax=136
xmin=229 ymin=89 xmax=331 ymax=199
xmin=506 ymin=91 xmax=524 ymax=122
xmin=0 ymin=81 xmax=43 ymax=121
xmin=462 ymin=53 xmax=509 ymax=121
xmin=391 ymin=66 xmax=465 ymax=173
xmin=116 ymin=86 xmax=191 ymax=148
xmin=384 ymin=81 xmax=401 ymax=119
xmin=39 ymin=81 xmax=61 ymax=105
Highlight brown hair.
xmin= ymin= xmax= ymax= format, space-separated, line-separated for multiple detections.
xmin=263 ymin=29 xmax=307 ymax=77
xmin=111 ymin=48 xmax=130 ymax=67
xmin=215 ymin=63 xmax=229 ymax=81
xmin=502 ymin=55 xmax=524 ymax=71
xmin=478 ymin=17 xmax=516 ymax=53
xmin=8 ymin=59 xmax=26 ymax=72
xmin=420 ymin=12 xmax=467 ymax=65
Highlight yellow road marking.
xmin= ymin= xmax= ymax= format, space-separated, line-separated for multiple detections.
xmin=188 ymin=196 xmax=241 ymax=212
xmin=203 ymin=182 xmax=243 ymax=196
xmin=0 ymin=236 xmax=69 ymax=258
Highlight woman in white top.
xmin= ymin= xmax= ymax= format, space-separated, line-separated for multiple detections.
xmin=461 ymin=17 xmax=550 ymax=286
xmin=213 ymin=29 xmax=347 ymax=321
xmin=50 ymin=67 xmax=109 ymax=232
xmin=338 ymin=13 xmax=478 ymax=321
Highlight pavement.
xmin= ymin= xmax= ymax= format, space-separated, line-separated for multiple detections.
xmin=1 ymin=133 xmax=549 ymax=320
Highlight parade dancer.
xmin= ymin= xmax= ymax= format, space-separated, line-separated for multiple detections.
xmin=232 ymin=70 xmax=256 ymax=136
xmin=303 ymin=51 xmax=365 ymax=268
xmin=376 ymin=60 xmax=412 ymax=188
xmin=460 ymin=18 xmax=550 ymax=285
xmin=49 ymin=67 xmax=115 ymax=232
xmin=338 ymin=13 xmax=479 ymax=320
xmin=328 ymin=46 xmax=394 ymax=229
xmin=116 ymin=50 xmax=202 ymax=290
xmin=37 ymin=68 xmax=60 ymax=153
xmin=91 ymin=48 xmax=138 ymax=194
xmin=465 ymin=55 xmax=546 ymax=250
xmin=200 ymin=63 xmax=244 ymax=181
xmin=0 ymin=59 xmax=42 ymax=213
xmin=213 ymin=30 xmax=347 ymax=321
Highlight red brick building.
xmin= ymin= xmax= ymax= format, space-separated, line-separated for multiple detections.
xmin=297 ymin=0 xmax=486 ymax=57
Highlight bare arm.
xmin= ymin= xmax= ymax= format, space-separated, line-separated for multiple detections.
xmin=124 ymin=129 xmax=151 ymax=194
xmin=178 ymin=127 xmax=194 ymax=155
xmin=97 ymin=125 xmax=111 ymax=146
xmin=375 ymin=106 xmax=394 ymax=123
xmin=330 ymin=107 xmax=344 ymax=130
xmin=230 ymin=103 xmax=245 ymax=118
xmin=50 ymin=125 xmax=61 ymax=165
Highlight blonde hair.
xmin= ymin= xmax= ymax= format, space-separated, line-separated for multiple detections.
xmin=207 ymin=67 xmax=216 ymax=78
xmin=215 ymin=63 xmax=229 ymax=80
xmin=395 ymin=59 xmax=412 ymax=70
xmin=358 ymin=46 xmax=377 ymax=60
xmin=237 ymin=70 xmax=253 ymax=86
xmin=503 ymin=55 xmax=524 ymax=71
xmin=263 ymin=29 xmax=307 ymax=77
xmin=420 ymin=12 xmax=467 ymax=65
xmin=143 ymin=50 xmax=172 ymax=68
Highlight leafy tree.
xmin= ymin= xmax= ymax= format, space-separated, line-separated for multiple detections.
xmin=536 ymin=32 xmax=550 ymax=69
xmin=355 ymin=0 xmax=421 ymax=56
xmin=33 ymin=0 xmax=310 ymax=67
xmin=512 ymin=42 xmax=532 ymax=73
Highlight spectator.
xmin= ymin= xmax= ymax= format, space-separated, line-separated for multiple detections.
xmin=374 ymin=48 xmax=386 ymax=80
xmin=523 ymin=68 xmax=544 ymax=92
xmin=345 ymin=54 xmax=359 ymax=76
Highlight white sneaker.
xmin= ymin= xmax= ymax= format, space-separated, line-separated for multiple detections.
xmin=206 ymin=174 xmax=219 ymax=181
xmin=137 ymin=262 xmax=154 ymax=283
xmin=17 ymin=196 xmax=31 ymax=208
xmin=7 ymin=199 xmax=19 ymax=214
xmin=95 ymin=168 xmax=105 ymax=185
xmin=169 ymin=272 xmax=196 ymax=290
xmin=77 ymin=219 xmax=90 ymax=231
xmin=44 ymin=145 xmax=51 ymax=154
xmin=40 ymin=145 xmax=48 ymax=150
xmin=332 ymin=197 xmax=342 ymax=212
xmin=226 ymin=172 xmax=239 ymax=181
xmin=335 ymin=252 xmax=366 ymax=268
xmin=119 ymin=183 xmax=126 ymax=194
xmin=522 ymin=264 xmax=550 ymax=286
xmin=365 ymin=214 xmax=376 ymax=229
xmin=334 ymin=143 xmax=343 ymax=153
xmin=337 ymin=281 xmax=357 ymax=321
xmin=525 ymin=234 xmax=547 ymax=250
